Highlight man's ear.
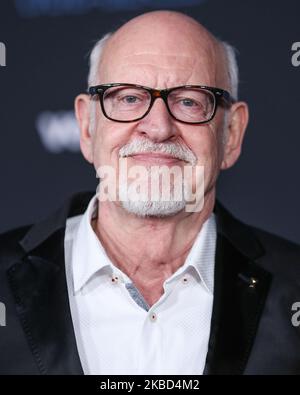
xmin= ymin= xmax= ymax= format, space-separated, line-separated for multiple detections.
xmin=221 ymin=101 xmax=249 ymax=170
xmin=75 ymin=93 xmax=94 ymax=164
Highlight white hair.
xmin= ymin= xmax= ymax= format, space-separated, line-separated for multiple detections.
xmin=88 ymin=33 xmax=113 ymax=87
xmin=87 ymin=33 xmax=112 ymax=134
xmin=222 ymin=41 xmax=239 ymax=101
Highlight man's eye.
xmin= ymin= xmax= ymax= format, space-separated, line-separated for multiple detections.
xmin=121 ymin=95 xmax=140 ymax=104
xmin=181 ymin=98 xmax=197 ymax=107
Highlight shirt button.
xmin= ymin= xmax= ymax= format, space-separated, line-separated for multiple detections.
xmin=111 ymin=275 xmax=119 ymax=284
xmin=182 ymin=277 xmax=188 ymax=284
xmin=150 ymin=313 xmax=157 ymax=322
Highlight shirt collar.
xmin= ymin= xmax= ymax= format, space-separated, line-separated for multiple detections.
xmin=158 ymin=213 xmax=216 ymax=294
xmin=71 ymin=195 xmax=216 ymax=294
xmin=182 ymin=214 xmax=216 ymax=294
xmin=71 ymin=195 xmax=114 ymax=293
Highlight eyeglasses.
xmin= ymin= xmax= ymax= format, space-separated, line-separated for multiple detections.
xmin=88 ymin=83 xmax=235 ymax=125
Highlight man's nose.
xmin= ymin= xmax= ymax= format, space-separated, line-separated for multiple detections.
xmin=135 ymin=98 xmax=178 ymax=142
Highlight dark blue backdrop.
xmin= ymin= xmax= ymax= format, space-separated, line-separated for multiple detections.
xmin=0 ymin=0 xmax=300 ymax=243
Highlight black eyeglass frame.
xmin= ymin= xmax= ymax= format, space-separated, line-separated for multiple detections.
xmin=88 ymin=83 xmax=235 ymax=124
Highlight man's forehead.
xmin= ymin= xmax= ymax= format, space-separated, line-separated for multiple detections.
xmin=103 ymin=15 xmax=218 ymax=64
xmin=98 ymin=51 xmax=216 ymax=87
xmin=100 ymin=45 xmax=216 ymax=75
xmin=109 ymin=53 xmax=198 ymax=68
xmin=97 ymin=12 xmax=225 ymax=87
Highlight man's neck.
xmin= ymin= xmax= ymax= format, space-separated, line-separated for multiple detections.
xmin=92 ymin=189 xmax=215 ymax=306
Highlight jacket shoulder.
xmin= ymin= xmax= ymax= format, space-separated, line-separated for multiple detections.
xmin=252 ymin=226 xmax=300 ymax=254
xmin=248 ymin=225 xmax=300 ymax=280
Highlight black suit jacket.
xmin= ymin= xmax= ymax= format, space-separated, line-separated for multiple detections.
xmin=0 ymin=191 xmax=299 ymax=375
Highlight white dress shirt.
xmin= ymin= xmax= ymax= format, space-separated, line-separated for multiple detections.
xmin=64 ymin=195 xmax=216 ymax=375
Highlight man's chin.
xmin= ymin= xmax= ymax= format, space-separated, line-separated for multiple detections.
xmin=120 ymin=200 xmax=186 ymax=218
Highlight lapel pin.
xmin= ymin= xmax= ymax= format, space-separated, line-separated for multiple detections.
xmin=238 ymin=273 xmax=258 ymax=289
xmin=249 ymin=277 xmax=258 ymax=289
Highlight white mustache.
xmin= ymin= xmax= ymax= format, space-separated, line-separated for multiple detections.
xmin=119 ymin=138 xmax=197 ymax=165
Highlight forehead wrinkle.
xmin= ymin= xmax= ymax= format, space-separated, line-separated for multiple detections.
xmin=100 ymin=61 xmax=214 ymax=88
xmin=115 ymin=63 xmax=212 ymax=85
xmin=122 ymin=52 xmax=195 ymax=57
xmin=119 ymin=62 xmax=194 ymax=71
xmin=108 ymin=54 xmax=197 ymax=69
xmin=121 ymin=53 xmax=196 ymax=61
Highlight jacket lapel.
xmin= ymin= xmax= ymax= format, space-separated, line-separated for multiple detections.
xmin=6 ymin=192 xmax=93 ymax=375
xmin=204 ymin=203 xmax=272 ymax=375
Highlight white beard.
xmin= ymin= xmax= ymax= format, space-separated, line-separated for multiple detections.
xmin=118 ymin=171 xmax=186 ymax=217
xmin=120 ymin=195 xmax=186 ymax=217
xmin=117 ymin=137 xmax=199 ymax=217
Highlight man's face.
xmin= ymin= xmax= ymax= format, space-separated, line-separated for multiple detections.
xmin=76 ymin=13 xmax=247 ymax=216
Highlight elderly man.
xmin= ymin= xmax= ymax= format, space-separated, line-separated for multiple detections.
xmin=0 ymin=11 xmax=299 ymax=375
